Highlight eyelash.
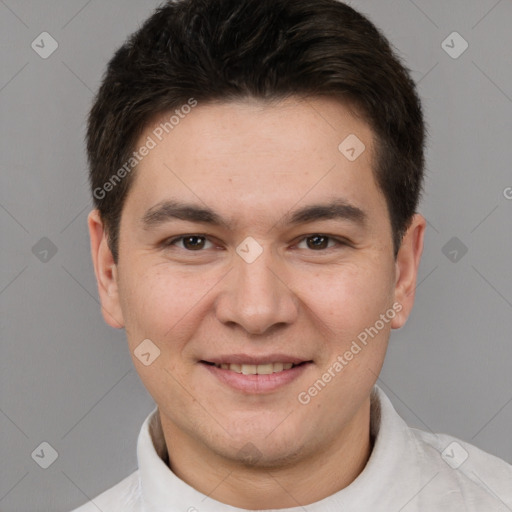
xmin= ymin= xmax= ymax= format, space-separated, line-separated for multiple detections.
xmin=161 ymin=234 xmax=350 ymax=252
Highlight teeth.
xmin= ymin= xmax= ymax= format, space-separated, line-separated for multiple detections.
xmin=255 ymin=363 xmax=273 ymax=375
xmin=214 ymin=362 xmax=300 ymax=374
xmin=242 ymin=364 xmax=256 ymax=375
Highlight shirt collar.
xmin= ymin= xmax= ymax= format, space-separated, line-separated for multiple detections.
xmin=137 ymin=385 xmax=413 ymax=511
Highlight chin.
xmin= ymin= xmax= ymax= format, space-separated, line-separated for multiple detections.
xmin=209 ymin=423 xmax=310 ymax=469
xmin=226 ymin=440 xmax=307 ymax=470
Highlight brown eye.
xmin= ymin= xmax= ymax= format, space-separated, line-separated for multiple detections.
xmin=296 ymin=235 xmax=343 ymax=251
xmin=306 ymin=235 xmax=330 ymax=250
xmin=164 ymin=235 xmax=214 ymax=251
xmin=182 ymin=236 xmax=206 ymax=250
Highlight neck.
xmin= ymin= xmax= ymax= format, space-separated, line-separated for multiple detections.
xmin=158 ymin=397 xmax=373 ymax=509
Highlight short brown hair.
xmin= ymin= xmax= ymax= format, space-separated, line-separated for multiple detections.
xmin=87 ymin=0 xmax=426 ymax=262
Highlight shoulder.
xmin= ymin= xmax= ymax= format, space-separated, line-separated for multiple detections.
xmin=69 ymin=470 xmax=142 ymax=512
xmin=410 ymin=427 xmax=512 ymax=508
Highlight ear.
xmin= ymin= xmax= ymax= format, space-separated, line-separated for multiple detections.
xmin=391 ymin=213 xmax=426 ymax=329
xmin=88 ymin=210 xmax=125 ymax=329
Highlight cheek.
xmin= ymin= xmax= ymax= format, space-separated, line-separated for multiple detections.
xmin=118 ymin=264 xmax=218 ymax=346
xmin=298 ymin=259 xmax=395 ymax=333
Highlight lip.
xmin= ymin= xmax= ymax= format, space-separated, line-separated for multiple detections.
xmin=201 ymin=353 xmax=309 ymax=365
xmin=200 ymin=359 xmax=313 ymax=393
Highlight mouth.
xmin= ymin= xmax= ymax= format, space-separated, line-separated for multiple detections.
xmin=200 ymin=360 xmax=310 ymax=375
xmin=199 ymin=355 xmax=313 ymax=393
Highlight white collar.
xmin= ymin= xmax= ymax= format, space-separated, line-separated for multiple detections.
xmin=136 ymin=385 xmax=415 ymax=511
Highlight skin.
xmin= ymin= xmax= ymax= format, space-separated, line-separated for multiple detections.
xmin=88 ymin=96 xmax=425 ymax=509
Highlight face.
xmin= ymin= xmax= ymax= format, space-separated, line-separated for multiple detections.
xmin=89 ymin=96 xmax=425 ymax=468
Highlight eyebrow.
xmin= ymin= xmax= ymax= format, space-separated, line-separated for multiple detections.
xmin=141 ymin=198 xmax=368 ymax=231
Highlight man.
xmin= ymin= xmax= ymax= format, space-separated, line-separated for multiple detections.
xmin=73 ymin=0 xmax=512 ymax=510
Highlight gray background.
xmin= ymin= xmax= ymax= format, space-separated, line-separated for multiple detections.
xmin=1 ymin=1 xmax=511 ymax=511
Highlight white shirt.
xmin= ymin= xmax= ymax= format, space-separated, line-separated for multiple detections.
xmin=71 ymin=386 xmax=512 ymax=511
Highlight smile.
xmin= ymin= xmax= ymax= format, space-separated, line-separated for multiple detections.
xmin=200 ymin=358 xmax=312 ymax=393
xmin=202 ymin=361 xmax=306 ymax=375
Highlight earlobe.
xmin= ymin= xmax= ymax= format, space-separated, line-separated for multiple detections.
xmin=87 ymin=210 xmax=125 ymax=329
xmin=391 ymin=214 xmax=426 ymax=329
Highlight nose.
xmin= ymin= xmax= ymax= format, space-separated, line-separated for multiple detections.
xmin=214 ymin=244 xmax=299 ymax=335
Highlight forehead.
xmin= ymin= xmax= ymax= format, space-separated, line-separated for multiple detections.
xmin=123 ymin=96 xmax=385 ymax=226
